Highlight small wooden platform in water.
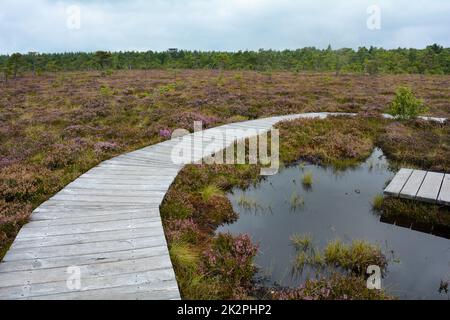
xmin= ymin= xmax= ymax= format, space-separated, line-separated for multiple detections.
xmin=384 ymin=168 xmax=450 ymax=205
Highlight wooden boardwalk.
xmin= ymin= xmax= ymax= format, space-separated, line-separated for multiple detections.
xmin=0 ymin=112 xmax=348 ymax=300
xmin=384 ymin=168 xmax=450 ymax=205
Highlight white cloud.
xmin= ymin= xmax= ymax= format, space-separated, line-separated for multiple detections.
xmin=0 ymin=0 xmax=449 ymax=53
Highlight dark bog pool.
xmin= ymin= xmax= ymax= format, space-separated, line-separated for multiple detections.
xmin=218 ymin=149 xmax=450 ymax=299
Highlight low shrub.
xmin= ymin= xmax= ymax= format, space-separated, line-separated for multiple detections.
xmin=388 ymin=86 xmax=427 ymax=119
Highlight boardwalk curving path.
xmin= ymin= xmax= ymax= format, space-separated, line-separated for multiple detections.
xmin=0 ymin=112 xmax=446 ymax=300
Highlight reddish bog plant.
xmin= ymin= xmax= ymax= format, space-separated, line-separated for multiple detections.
xmin=166 ymin=218 xmax=204 ymax=244
xmin=203 ymin=233 xmax=258 ymax=291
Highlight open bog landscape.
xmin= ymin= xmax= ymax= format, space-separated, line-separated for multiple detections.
xmin=1 ymin=68 xmax=449 ymax=300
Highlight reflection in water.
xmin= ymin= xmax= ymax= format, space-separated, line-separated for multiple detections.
xmin=218 ymin=149 xmax=450 ymax=300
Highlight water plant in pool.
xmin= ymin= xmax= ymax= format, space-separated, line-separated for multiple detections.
xmin=219 ymin=148 xmax=450 ymax=299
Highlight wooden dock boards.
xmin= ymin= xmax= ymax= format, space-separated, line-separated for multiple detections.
xmin=416 ymin=172 xmax=445 ymax=203
xmin=399 ymin=170 xmax=427 ymax=199
xmin=384 ymin=168 xmax=413 ymax=196
xmin=384 ymin=169 xmax=448 ymax=205
xmin=0 ymin=112 xmax=341 ymax=300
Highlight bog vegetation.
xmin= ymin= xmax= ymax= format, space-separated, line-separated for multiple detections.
xmin=0 ymin=61 xmax=449 ymax=299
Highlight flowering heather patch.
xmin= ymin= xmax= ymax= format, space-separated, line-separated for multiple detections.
xmin=277 ymin=117 xmax=385 ymax=167
xmin=94 ymin=141 xmax=120 ymax=154
xmin=202 ymin=233 xmax=258 ymax=297
xmin=44 ymin=142 xmax=84 ymax=169
xmin=166 ymin=218 xmax=204 ymax=244
xmin=168 ymin=111 xmax=219 ymax=131
xmin=378 ymin=119 xmax=450 ymax=172
xmin=159 ymin=128 xmax=172 ymax=139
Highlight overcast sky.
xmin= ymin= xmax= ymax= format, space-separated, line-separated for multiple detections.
xmin=0 ymin=0 xmax=449 ymax=54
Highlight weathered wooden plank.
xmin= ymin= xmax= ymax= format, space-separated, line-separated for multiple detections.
xmin=399 ymin=170 xmax=427 ymax=199
xmin=66 ymin=182 xmax=171 ymax=191
xmin=31 ymin=208 xmax=158 ymax=221
xmin=0 ymin=268 xmax=177 ymax=300
xmin=22 ymin=282 xmax=180 ymax=300
xmin=438 ymin=174 xmax=450 ymax=205
xmin=70 ymin=177 xmax=174 ymax=186
xmin=49 ymin=194 xmax=164 ymax=204
xmin=24 ymin=213 xmax=161 ymax=229
xmin=384 ymin=168 xmax=413 ymax=196
xmin=0 ymin=255 xmax=173 ymax=287
xmin=57 ymin=189 xmax=164 ymax=198
xmin=39 ymin=199 xmax=161 ymax=208
xmin=3 ymin=236 xmax=167 ymax=262
xmin=416 ymin=172 xmax=445 ymax=203
xmin=11 ymin=227 xmax=164 ymax=249
xmin=31 ymin=208 xmax=157 ymax=221
xmin=0 ymin=247 xmax=168 ymax=273
xmin=15 ymin=218 xmax=163 ymax=239
xmin=83 ymin=169 xmax=180 ymax=177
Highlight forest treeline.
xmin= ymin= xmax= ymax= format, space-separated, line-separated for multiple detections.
xmin=1 ymin=44 xmax=449 ymax=80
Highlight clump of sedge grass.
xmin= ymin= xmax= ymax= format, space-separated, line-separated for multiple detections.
xmin=290 ymin=235 xmax=387 ymax=277
xmin=290 ymin=192 xmax=305 ymax=210
xmin=291 ymin=233 xmax=312 ymax=251
xmin=372 ymin=194 xmax=384 ymax=211
xmin=238 ymin=194 xmax=259 ymax=210
xmin=302 ymin=172 xmax=313 ymax=186
xmin=324 ymin=239 xmax=387 ymax=276
xmin=199 ymin=184 xmax=224 ymax=201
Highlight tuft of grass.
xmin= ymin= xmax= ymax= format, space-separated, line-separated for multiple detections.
xmin=294 ymin=251 xmax=308 ymax=272
xmin=291 ymin=235 xmax=388 ymax=277
xmin=99 ymin=85 xmax=114 ymax=96
xmin=302 ymin=172 xmax=313 ymax=186
xmin=238 ymin=194 xmax=258 ymax=210
xmin=372 ymin=194 xmax=384 ymax=210
xmin=290 ymin=192 xmax=305 ymax=209
xmin=324 ymin=239 xmax=387 ymax=275
xmin=199 ymin=184 xmax=224 ymax=201
xmin=169 ymin=241 xmax=200 ymax=271
xmin=291 ymin=233 xmax=312 ymax=251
